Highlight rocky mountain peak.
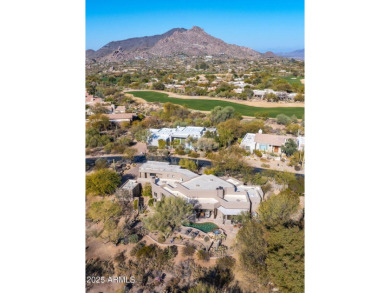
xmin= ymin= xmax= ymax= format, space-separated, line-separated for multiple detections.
xmin=87 ymin=27 xmax=274 ymax=61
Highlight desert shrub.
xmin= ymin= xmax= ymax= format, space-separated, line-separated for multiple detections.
xmin=182 ymin=244 xmax=196 ymax=256
xmin=129 ymin=234 xmax=139 ymax=244
xmin=276 ymin=114 xmax=291 ymax=125
xmin=114 ymin=250 xmax=126 ymax=264
xmin=130 ymin=241 xmax=146 ymax=256
xmin=197 ymin=250 xmax=210 ymax=262
xmin=148 ymin=199 xmax=154 ymax=206
xmin=94 ymin=158 xmax=108 ymax=170
xmin=87 ymin=200 xmax=122 ymax=222
xmin=254 ymin=150 xmax=262 ymax=157
xmin=136 ymin=244 xmax=157 ymax=259
xmin=104 ymin=142 xmax=114 ymax=153
xmin=204 ymin=168 xmax=216 ymax=175
xmin=188 ymin=150 xmax=200 ymax=158
xmin=262 ymin=182 xmax=273 ymax=194
xmin=176 ymin=149 xmax=186 ymax=155
xmin=261 ymin=163 xmax=270 ymax=168
xmin=216 ymin=256 xmax=236 ymax=270
xmin=133 ymin=199 xmax=138 ymax=210
xmin=157 ymin=235 xmax=166 ymax=243
xmin=204 ymin=236 xmax=210 ymax=242
xmin=163 ymin=246 xmax=178 ymax=259
xmin=294 ymin=165 xmax=301 ymax=171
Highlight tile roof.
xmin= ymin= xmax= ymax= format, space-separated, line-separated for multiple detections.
xmin=254 ymin=133 xmax=293 ymax=146
xmin=106 ymin=113 xmax=136 ymax=120
xmin=115 ymin=106 xmax=126 ymax=111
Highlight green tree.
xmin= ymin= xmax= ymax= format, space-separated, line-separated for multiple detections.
xmin=242 ymin=119 xmax=265 ymax=134
xmin=264 ymin=92 xmax=279 ymax=102
xmin=282 ymin=138 xmax=298 ymax=156
xmin=210 ymin=106 xmax=236 ymax=124
xmin=152 ymin=82 xmax=165 ymax=90
xmin=294 ymin=93 xmax=305 ymax=102
xmin=179 ymin=158 xmax=198 ymax=172
xmin=276 ymin=114 xmax=291 ymax=125
xmin=289 ymin=151 xmax=305 ymax=167
xmin=236 ymin=219 xmax=268 ymax=283
xmin=86 ymin=128 xmax=110 ymax=148
xmin=123 ymin=147 xmax=137 ymax=161
xmin=94 ymin=158 xmax=108 ymax=170
xmin=274 ymin=79 xmax=293 ymax=92
xmin=118 ymin=74 xmax=132 ymax=86
xmin=142 ymin=196 xmax=193 ymax=238
xmin=287 ymin=176 xmax=305 ymax=196
xmin=258 ymin=191 xmax=300 ymax=228
xmin=86 ymin=169 xmax=121 ymax=196
xmin=158 ymin=139 xmax=167 ymax=149
xmin=265 ymin=225 xmax=304 ymax=293
xmin=210 ymin=147 xmax=251 ymax=177
xmin=87 ymin=113 xmax=110 ymax=131
xmin=87 ymin=199 xmax=123 ymax=222
xmin=196 ymin=137 xmax=218 ymax=151
xmin=217 ymin=119 xmax=244 ymax=141
xmin=216 ymin=127 xmax=235 ymax=147
xmin=286 ymin=123 xmax=302 ymax=136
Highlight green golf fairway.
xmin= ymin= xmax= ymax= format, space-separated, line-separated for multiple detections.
xmin=129 ymin=91 xmax=304 ymax=118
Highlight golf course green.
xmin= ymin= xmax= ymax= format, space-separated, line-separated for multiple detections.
xmin=129 ymin=91 xmax=304 ymax=118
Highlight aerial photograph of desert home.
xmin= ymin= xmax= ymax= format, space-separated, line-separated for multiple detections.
xmin=85 ymin=1 xmax=304 ymax=292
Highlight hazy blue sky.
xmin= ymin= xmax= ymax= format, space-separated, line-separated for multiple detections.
xmin=86 ymin=0 xmax=304 ymax=53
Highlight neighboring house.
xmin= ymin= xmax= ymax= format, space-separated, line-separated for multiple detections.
xmin=297 ymin=136 xmax=305 ymax=151
xmin=253 ymin=89 xmax=296 ymax=101
xmin=240 ymin=133 xmax=257 ymax=153
xmin=137 ymin=161 xmax=263 ymax=225
xmin=228 ymin=81 xmax=249 ymax=88
xmin=253 ymin=89 xmax=276 ymax=98
xmin=114 ymin=106 xmax=126 ymax=114
xmin=149 ymin=128 xmax=176 ymax=146
xmin=240 ymin=129 xmax=297 ymax=154
xmin=148 ymin=126 xmax=216 ymax=149
xmin=104 ymin=104 xmax=115 ymax=114
xmin=86 ymin=103 xmax=114 ymax=116
xmin=85 ymin=91 xmax=103 ymax=105
xmin=106 ymin=113 xmax=137 ymax=124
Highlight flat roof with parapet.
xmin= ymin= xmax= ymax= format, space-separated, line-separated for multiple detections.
xmin=172 ymin=126 xmax=205 ymax=136
xmin=139 ymin=161 xmax=198 ymax=178
xmin=120 ymin=179 xmax=139 ymax=190
xmin=236 ymin=185 xmax=263 ymax=199
xmin=181 ymin=174 xmax=234 ymax=190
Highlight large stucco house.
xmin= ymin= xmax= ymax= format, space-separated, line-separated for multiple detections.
xmin=137 ymin=161 xmax=263 ymax=225
xmin=148 ymin=126 xmax=216 ymax=149
xmin=240 ymin=130 xmax=305 ymax=154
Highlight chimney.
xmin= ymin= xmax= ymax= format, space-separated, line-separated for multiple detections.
xmin=258 ymin=129 xmax=263 ymax=134
xmin=216 ymin=186 xmax=224 ymax=199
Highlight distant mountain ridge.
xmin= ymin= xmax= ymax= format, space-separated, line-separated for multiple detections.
xmin=86 ymin=26 xmax=276 ymax=62
xmin=277 ymin=49 xmax=304 ymax=59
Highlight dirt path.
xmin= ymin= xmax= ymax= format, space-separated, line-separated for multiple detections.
xmin=125 ymin=89 xmax=304 ymax=108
